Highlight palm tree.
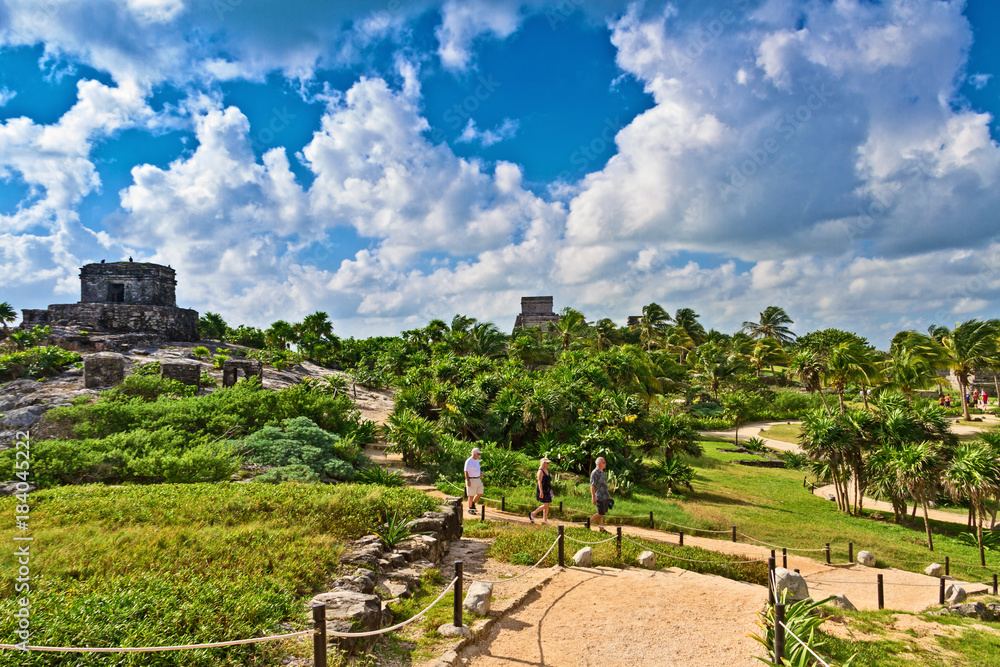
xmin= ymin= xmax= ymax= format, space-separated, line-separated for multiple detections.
xmin=631 ymin=302 xmax=671 ymax=351
xmin=890 ymin=441 xmax=944 ymax=550
xmin=791 ymin=350 xmax=832 ymax=414
xmin=943 ymin=443 xmax=1000 ymax=565
xmin=548 ymin=308 xmax=586 ymax=351
xmin=825 ymin=340 xmax=874 ymax=412
xmin=198 ymin=312 xmax=228 ymax=342
xmin=589 ymin=318 xmax=617 ymax=353
xmin=749 ymin=337 xmax=790 ymax=379
xmin=690 ymin=342 xmax=747 ymax=400
xmin=468 ymin=322 xmax=508 ymax=359
xmin=799 ymin=409 xmax=851 ymax=513
xmin=741 ymin=306 xmax=796 ymax=345
xmin=935 ymin=319 xmax=1000 ymax=421
xmin=0 ymin=302 xmax=16 ymax=340
xmin=265 ymin=320 xmax=296 ymax=350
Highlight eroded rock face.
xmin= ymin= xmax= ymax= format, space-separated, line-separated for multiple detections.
xmin=0 ymin=405 xmax=48 ymax=431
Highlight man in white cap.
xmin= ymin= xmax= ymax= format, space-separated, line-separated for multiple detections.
xmin=464 ymin=447 xmax=483 ymax=515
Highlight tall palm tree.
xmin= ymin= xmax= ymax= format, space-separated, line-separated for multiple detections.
xmin=548 ymin=308 xmax=586 ymax=351
xmin=935 ymin=319 xmax=1000 ymax=421
xmin=944 ymin=443 xmax=1000 ymax=565
xmin=884 ymin=331 xmax=947 ymax=401
xmin=631 ymin=302 xmax=671 ymax=351
xmin=891 ymin=441 xmax=944 ymax=550
xmin=800 ymin=409 xmax=851 ymax=513
xmin=198 ymin=312 xmax=228 ymax=342
xmin=265 ymin=319 xmax=296 ymax=350
xmin=749 ymin=337 xmax=790 ymax=379
xmin=589 ymin=318 xmax=618 ymax=353
xmin=791 ymin=350 xmax=832 ymax=414
xmin=671 ymin=307 xmax=707 ymax=360
xmin=741 ymin=306 xmax=796 ymax=345
xmin=825 ymin=340 xmax=874 ymax=412
xmin=468 ymin=322 xmax=508 ymax=359
xmin=690 ymin=342 xmax=746 ymax=400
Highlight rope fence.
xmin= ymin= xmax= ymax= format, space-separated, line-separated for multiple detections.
xmin=466 ymin=537 xmax=560 ymax=584
xmin=326 ymin=577 xmax=458 ymax=638
xmin=0 ymin=631 xmax=314 ymax=653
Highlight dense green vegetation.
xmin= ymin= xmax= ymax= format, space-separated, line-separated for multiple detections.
xmin=0 ymin=375 xmax=376 ymax=488
xmin=0 ymin=483 xmax=438 ymax=666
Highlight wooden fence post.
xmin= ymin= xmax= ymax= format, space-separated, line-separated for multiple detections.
xmin=312 ymin=603 xmax=327 ymax=667
xmin=558 ymin=526 xmax=565 ymax=567
xmin=454 ymin=561 xmax=463 ymax=628
xmin=877 ymin=574 xmax=884 ymax=610
xmin=774 ymin=603 xmax=786 ymax=664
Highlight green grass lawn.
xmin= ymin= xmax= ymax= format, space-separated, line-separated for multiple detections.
xmin=460 ymin=439 xmax=999 ymax=584
xmin=757 ymin=422 xmax=803 ymax=444
xmin=0 ymin=483 xmax=438 ymax=667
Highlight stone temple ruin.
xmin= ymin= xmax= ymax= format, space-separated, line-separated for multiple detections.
xmin=512 ymin=296 xmax=560 ymax=334
xmin=21 ymin=262 xmax=199 ymax=342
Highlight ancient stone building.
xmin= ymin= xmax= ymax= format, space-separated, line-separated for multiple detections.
xmin=21 ymin=261 xmax=199 ymax=341
xmin=512 ymin=296 xmax=560 ymax=333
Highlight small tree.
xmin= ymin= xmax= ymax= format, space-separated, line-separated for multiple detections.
xmin=198 ymin=312 xmax=228 ymax=342
xmin=0 ymin=301 xmax=16 ymax=340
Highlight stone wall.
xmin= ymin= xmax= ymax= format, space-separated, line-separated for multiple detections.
xmin=21 ymin=304 xmax=199 ymax=342
xmin=80 ymin=262 xmax=177 ymax=306
xmin=161 ymin=361 xmax=201 ymax=387
xmin=223 ymin=358 xmax=262 ymax=387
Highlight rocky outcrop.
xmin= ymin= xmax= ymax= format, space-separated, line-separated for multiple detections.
xmin=314 ymin=497 xmax=464 ymax=655
xmin=929 ymin=601 xmax=1000 ymax=621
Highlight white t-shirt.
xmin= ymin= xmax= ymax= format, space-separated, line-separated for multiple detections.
xmin=464 ymin=456 xmax=481 ymax=478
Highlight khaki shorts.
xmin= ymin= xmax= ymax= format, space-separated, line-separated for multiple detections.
xmin=466 ymin=478 xmax=484 ymax=497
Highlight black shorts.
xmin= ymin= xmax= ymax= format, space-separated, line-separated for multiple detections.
xmin=537 ymin=492 xmax=552 ymax=503
xmin=595 ymin=499 xmax=609 ymax=516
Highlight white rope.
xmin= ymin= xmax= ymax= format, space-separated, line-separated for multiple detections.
xmin=621 ymin=534 xmax=766 ymax=565
xmin=779 ymin=621 xmax=833 ymax=667
xmin=682 ymin=536 xmax=772 ymax=554
xmin=565 ymin=534 xmax=618 ymax=545
xmin=803 ymin=577 xmax=941 ymax=588
xmin=467 ymin=538 xmax=560 ymax=584
xmin=0 ymin=631 xmax=313 ymax=653
xmin=327 ymin=578 xmax=458 ymax=637
xmin=738 ymin=533 xmax=829 ymax=552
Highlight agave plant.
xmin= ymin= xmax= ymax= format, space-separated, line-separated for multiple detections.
xmin=750 ymin=592 xmax=855 ymax=666
xmin=356 ymin=465 xmax=406 ymax=488
xmin=743 ymin=437 xmax=768 ymax=454
xmin=373 ymin=512 xmax=425 ymax=549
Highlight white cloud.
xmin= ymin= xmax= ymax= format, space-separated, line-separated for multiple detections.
xmin=969 ymin=73 xmax=992 ymax=90
xmin=0 ymin=87 xmax=15 ymax=107
xmin=456 ymin=118 xmax=519 ymax=146
xmin=435 ymin=0 xmax=522 ymax=70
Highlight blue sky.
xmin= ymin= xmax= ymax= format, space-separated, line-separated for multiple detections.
xmin=1 ymin=0 xmax=999 ymax=348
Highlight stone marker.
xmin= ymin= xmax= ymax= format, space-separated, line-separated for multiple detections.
xmin=160 ymin=360 xmax=201 ymax=386
xmin=924 ymin=563 xmax=943 ymax=577
xmin=573 ymin=547 xmax=593 ymax=567
xmin=773 ymin=567 xmax=810 ymax=603
xmin=857 ymin=550 xmax=876 ymax=567
xmin=84 ymin=352 xmax=126 ymax=388
xmin=637 ymin=551 xmax=655 ymax=568
xmin=945 ymin=584 xmax=967 ymax=605
xmin=464 ymin=581 xmax=493 ymax=616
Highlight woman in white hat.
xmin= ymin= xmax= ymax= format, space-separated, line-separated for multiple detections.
xmin=529 ymin=458 xmax=553 ymax=524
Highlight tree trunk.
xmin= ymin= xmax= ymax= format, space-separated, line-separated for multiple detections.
xmin=837 ymin=387 xmax=846 ymax=413
xmin=921 ymin=499 xmax=934 ymax=551
xmin=959 ymin=375 xmax=971 ymax=422
xmin=861 ymin=385 xmax=869 ymax=411
xmin=817 ymin=390 xmax=833 ymax=416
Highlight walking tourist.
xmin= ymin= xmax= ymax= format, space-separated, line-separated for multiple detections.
xmin=465 ymin=447 xmax=483 ymax=515
xmin=590 ymin=457 xmax=611 ymax=529
xmin=529 ymin=458 xmax=553 ymax=524
xmin=945 ymin=395 xmax=951 ymax=408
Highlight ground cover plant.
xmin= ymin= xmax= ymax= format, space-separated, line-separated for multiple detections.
xmin=0 ymin=345 xmax=80 ymax=382
xmin=0 ymin=376 xmax=377 ymax=487
xmin=0 ymin=483 xmax=438 ymax=666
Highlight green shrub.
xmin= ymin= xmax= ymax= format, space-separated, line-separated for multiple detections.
xmin=254 ymin=464 xmax=320 ymax=484
xmin=241 ymin=416 xmax=361 ymax=481
xmin=106 ymin=374 xmax=195 ymax=401
xmin=132 ymin=360 xmax=161 ymax=376
xmin=0 ymin=345 xmax=81 ymax=381
xmin=213 ymin=353 xmax=229 ymax=369
xmin=191 ymin=346 xmax=211 ymax=357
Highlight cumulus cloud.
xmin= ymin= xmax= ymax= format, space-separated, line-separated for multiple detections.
xmin=435 ymin=0 xmax=522 ymax=70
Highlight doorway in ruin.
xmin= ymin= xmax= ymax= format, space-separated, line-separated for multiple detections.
xmin=108 ymin=283 xmax=125 ymax=303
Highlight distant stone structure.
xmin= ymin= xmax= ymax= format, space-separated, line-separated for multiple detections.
xmin=626 ymin=315 xmax=641 ymax=327
xmin=223 ymin=358 xmax=262 ymax=388
xmin=21 ymin=262 xmax=199 ymax=341
xmin=512 ymin=296 xmax=560 ymax=333
xmin=939 ymin=368 xmax=1000 ymax=392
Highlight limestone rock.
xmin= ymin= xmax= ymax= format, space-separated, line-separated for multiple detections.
xmin=924 ymin=563 xmax=943 ymax=577
xmin=945 ymin=584 xmax=967 ymax=605
xmin=311 ymin=590 xmax=382 ymax=633
xmin=572 ymin=547 xmax=592 ymax=567
xmin=0 ymin=379 xmax=42 ymax=396
xmin=773 ymin=567 xmax=810 ymax=603
xmin=0 ymin=405 xmax=47 ymax=431
xmin=949 ymin=602 xmax=995 ymax=621
xmin=376 ymin=579 xmax=411 ymax=599
xmin=826 ymin=493 xmax=836 ymax=502
xmin=437 ymin=623 xmax=472 ymax=638
xmin=413 ymin=535 xmax=440 ymax=562
xmin=637 ymin=551 xmax=656 ymax=568
xmin=332 ymin=575 xmax=375 ymax=595
xmin=464 ymin=581 xmax=493 ymax=616
xmin=0 ymin=396 xmax=16 ymax=412
xmin=857 ymin=550 xmax=876 ymax=567
xmin=0 ymin=481 xmax=37 ymax=496
xmin=827 ymin=594 xmax=857 ymax=611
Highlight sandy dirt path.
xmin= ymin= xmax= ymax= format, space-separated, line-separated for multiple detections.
xmin=460 ymin=565 xmax=765 ymax=667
